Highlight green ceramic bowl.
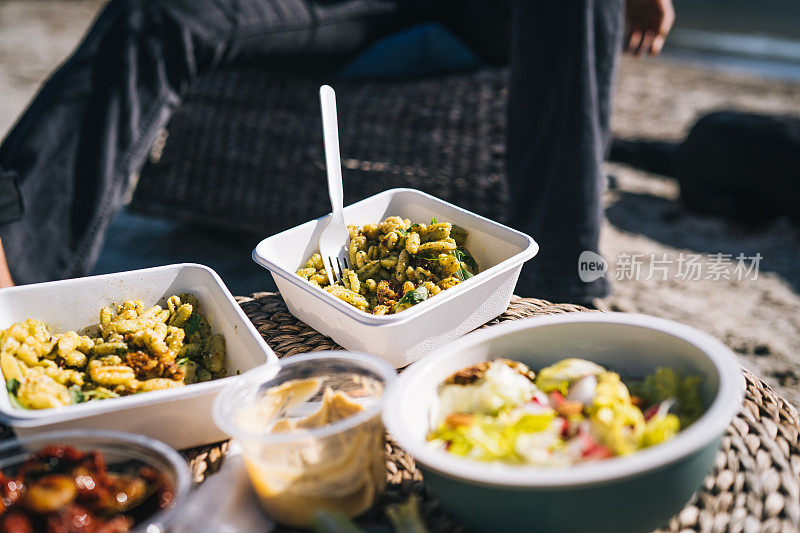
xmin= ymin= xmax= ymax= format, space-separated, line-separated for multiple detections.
xmin=383 ymin=313 xmax=744 ymax=533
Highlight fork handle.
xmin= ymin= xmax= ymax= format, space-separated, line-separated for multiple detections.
xmin=320 ymin=85 xmax=345 ymax=223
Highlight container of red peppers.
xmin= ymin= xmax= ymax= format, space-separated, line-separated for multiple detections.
xmin=0 ymin=430 xmax=190 ymax=533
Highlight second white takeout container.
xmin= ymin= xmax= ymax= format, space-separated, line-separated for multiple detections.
xmin=0 ymin=264 xmax=278 ymax=449
xmin=253 ymin=188 xmax=538 ymax=367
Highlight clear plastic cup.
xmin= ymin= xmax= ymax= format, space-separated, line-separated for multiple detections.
xmin=212 ymin=351 xmax=396 ymax=527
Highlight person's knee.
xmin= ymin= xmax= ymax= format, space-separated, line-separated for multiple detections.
xmin=97 ymin=0 xmax=196 ymax=35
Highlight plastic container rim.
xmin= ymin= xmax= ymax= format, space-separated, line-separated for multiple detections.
xmin=213 ymin=351 xmax=397 ymax=444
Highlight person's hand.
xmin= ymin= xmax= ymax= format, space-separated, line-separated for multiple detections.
xmin=625 ymin=0 xmax=675 ymax=57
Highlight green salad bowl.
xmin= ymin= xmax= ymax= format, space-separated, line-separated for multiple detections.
xmin=383 ymin=313 xmax=744 ymax=533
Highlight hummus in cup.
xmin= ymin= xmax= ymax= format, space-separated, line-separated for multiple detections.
xmin=212 ymin=352 xmax=396 ymax=527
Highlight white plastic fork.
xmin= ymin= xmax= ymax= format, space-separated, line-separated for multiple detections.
xmin=318 ymin=85 xmax=350 ymax=286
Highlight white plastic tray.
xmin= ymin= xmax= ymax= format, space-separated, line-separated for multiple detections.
xmin=0 ymin=264 xmax=277 ymax=449
xmin=253 ymin=188 xmax=538 ymax=367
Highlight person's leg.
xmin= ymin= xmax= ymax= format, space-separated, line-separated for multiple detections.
xmin=0 ymin=0 xmax=420 ymax=285
xmin=506 ymin=0 xmax=623 ymax=302
xmin=0 ymin=238 xmax=12 ymax=288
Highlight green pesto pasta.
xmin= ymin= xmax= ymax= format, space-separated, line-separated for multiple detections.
xmin=297 ymin=216 xmax=478 ymax=315
xmin=0 ymin=293 xmax=228 ymax=410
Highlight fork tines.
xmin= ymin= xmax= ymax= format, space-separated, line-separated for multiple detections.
xmin=328 ymin=256 xmax=349 ymax=282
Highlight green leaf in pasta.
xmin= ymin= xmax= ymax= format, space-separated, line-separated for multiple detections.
xmin=454 ymin=248 xmax=477 ymax=271
xmin=8 ymin=393 xmax=28 ymax=410
xmin=454 ymin=264 xmax=473 ymax=282
xmin=84 ymin=387 xmax=120 ymax=400
xmin=184 ymin=314 xmax=201 ymax=335
xmin=431 ymin=217 xmax=438 ymax=225
xmin=6 ymin=378 xmax=20 ymax=395
xmin=394 ymin=285 xmax=429 ymax=311
xmin=452 ymin=249 xmax=477 ymax=281
xmin=69 ymin=385 xmax=86 ymax=404
xmin=414 ymin=251 xmax=439 ymax=264
xmin=395 ymin=227 xmax=407 ymax=237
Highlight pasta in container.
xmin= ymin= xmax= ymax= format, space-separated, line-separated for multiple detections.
xmin=297 ymin=216 xmax=478 ymax=315
xmin=0 ymin=293 xmax=227 ymax=410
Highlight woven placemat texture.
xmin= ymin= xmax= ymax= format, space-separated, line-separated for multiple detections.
xmin=187 ymin=293 xmax=800 ymax=532
xmin=131 ymin=68 xmax=509 ymax=236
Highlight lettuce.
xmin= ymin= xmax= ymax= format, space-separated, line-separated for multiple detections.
xmin=438 ymin=362 xmax=535 ymax=417
xmin=641 ymin=413 xmax=680 ymax=448
xmin=535 ymin=358 xmax=605 ymax=395
xmin=631 ymin=368 xmax=704 ymax=427
xmin=429 ymin=412 xmax=556 ymax=463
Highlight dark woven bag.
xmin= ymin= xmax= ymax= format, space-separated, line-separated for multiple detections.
xmin=131 ymin=67 xmax=510 ymax=236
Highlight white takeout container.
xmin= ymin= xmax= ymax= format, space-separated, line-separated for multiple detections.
xmin=0 ymin=264 xmax=277 ymax=449
xmin=253 ymin=188 xmax=538 ymax=367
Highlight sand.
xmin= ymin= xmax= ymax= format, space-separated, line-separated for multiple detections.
xmin=604 ymin=59 xmax=800 ymax=405
xmin=1 ymin=0 xmax=799 ymax=404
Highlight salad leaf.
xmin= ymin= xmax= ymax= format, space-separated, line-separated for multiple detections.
xmin=430 ymin=411 xmax=555 ymax=462
xmin=630 ymin=367 xmax=703 ymax=427
xmin=184 ymin=314 xmax=201 ymax=335
xmin=409 ymin=223 xmax=421 ymax=231
xmin=513 ymin=413 xmax=556 ymax=433
xmin=6 ymin=378 xmax=19 ymax=395
xmin=69 ymin=385 xmax=86 ymax=404
xmin=535 ymin=358 xmax=605 ymax=395
xmin=394 ymin=285 xmax=429 ymax=310
xmin=430 ymin=217 xmax=438 ymax=224
xmin=395 ymin=227 xmax=407 ymax=237
xmin=641 ymin=412 xmax=680 ymax=448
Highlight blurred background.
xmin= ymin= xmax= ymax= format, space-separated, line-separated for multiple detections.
xmin=1 ymin=0 xmax=799 ymax=403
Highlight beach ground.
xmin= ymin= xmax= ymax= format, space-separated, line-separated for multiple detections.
xmin=1 ymin=0 xmax=799 ymax=404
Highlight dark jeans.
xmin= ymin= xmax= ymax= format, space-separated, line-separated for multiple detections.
xmin=0 ymin=0 xmax=621 ymax=301
xmin=508 ymin=0 xmax=622 ymax=300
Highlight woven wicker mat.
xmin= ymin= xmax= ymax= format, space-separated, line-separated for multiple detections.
xmin=183 ymin=293 xmax=800 ymax=533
